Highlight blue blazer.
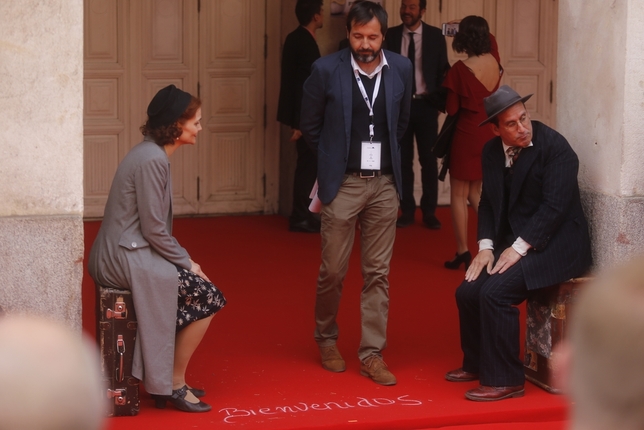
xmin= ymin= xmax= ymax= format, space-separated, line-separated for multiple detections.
xmin=478 ymin=121 xmax=592 ymax=290
xmin=300 ymin=48 xmax=413 ymax=204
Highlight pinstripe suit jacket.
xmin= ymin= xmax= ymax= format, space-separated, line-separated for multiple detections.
xmin=478 ymin=121 xmax=592 ymax=290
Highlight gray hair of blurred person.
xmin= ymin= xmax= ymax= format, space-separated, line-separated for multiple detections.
xmin=567 ymin=256 xmax=644 ymax=430
xmin=0 ymin=315 xmax=105 ymax=430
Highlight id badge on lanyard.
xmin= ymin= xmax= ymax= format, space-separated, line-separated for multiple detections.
xmin=354 ymin=69 xmax=382 ymax=170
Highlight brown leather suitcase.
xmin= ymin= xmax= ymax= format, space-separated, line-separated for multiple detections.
xmin=96 ymin=285 xmax=140 ymax=416
xmin=524 ymin=277 xmax=591 ymax=393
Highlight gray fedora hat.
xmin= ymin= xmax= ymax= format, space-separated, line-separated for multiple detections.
xmin=479 ymin=85 xmax=532 ymax=126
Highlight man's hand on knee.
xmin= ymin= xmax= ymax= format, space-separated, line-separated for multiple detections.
xmin=465 ymin=250 xmax=494 ymax=282
xmin=490 ymin=247 xmax=521 ymax=275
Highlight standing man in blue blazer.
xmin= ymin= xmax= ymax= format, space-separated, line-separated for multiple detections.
xmin=445 ymin=85 xmax=592 ymax=401
xmin=385 ymin=0 xmax=449 ymax=229
xmin=300 ymin=1 xmax=412 ymax=386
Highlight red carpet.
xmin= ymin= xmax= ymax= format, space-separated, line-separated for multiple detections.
xmin=82 ymin=207 xmax=570 ymax=429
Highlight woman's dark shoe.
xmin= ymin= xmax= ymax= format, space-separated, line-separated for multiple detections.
xmin=188 ymin=387 xmax=206 ymax=398
xmin=152 ymin=385 xmax=211 ymax=413
xmin=444 ymin=251 xmax=472 ymax=270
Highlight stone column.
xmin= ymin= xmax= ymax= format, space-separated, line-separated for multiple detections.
xmin=0 ymin=1 xmax=84 ymax=330
xmin=558 ymin=0 xmax=644 ymax=270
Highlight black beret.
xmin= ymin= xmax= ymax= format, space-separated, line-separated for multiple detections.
xmin=147 ymin=84 xmax=192 ymax=128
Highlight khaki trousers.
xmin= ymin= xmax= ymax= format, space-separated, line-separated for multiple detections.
xmin=314 ymin=174 xmax=398 ymax=361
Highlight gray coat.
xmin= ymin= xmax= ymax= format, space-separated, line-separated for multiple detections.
xmin=88 ymin=138 xmax=191 ymax=395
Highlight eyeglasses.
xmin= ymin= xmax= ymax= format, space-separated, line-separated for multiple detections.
xmin=502 ymin=113 xmax=530 ymax=132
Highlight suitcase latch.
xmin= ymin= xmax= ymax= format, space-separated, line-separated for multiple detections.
xmin=106 ymin=296 xmax=128 ymax=319
xmin=107 ymin=389 xmax=127 ymax=405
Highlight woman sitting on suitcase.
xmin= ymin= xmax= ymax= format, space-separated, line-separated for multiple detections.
xmin=89 ymin=85 xmax=226 ymax=413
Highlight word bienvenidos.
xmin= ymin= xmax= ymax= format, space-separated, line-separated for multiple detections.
xmin=219 ymin=395 xmax=423 ymax=424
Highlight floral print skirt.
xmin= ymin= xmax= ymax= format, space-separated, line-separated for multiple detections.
xmin=175 ymin=266 xmax=227 ymax=332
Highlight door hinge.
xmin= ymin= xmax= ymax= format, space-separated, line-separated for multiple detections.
xmin=263 ymin=103 xmax=267 ymax=129
xmin=197 ymin=81 xmax=201 ymax=98
xmin=197 ymin=0 xmax=201 ymax=13
xmin=264 ymin=34 xmax=268 ymax=60
xmin=439 ymin=0 xmax=443 ymax=13
xmin=262 ymin=174 xmax=266 ymax=197
xmin=549 ymin=81 xmax=553 ymax=103
xmin=197 ymin=176 xmax=200 ymax=201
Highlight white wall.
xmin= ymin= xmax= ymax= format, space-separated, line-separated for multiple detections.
xmin=558 ymin=0 xmax=644 ymax=269
xmin=0 ymin=0 xmax=84 ymax=329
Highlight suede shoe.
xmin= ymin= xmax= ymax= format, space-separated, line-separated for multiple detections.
xmin=445 ymin=367 xmax=479 ymax=382
xmin=465 ymin=385 xmax=525 ymax=402
xmin=319 ymin=345 xmax=346 ymax=372
xmin=360 ymin=356 xmax=397 ymax=386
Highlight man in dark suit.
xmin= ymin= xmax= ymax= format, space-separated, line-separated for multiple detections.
xmin=385 ymin=0 xmax=449 ymax=228
xmin=445 ymin=85 xmax=592 ymax=401
xmin=277 ymin=0 xmax=323 ymax=233
xmin=300 ymin=1 xmax=412 ymax=386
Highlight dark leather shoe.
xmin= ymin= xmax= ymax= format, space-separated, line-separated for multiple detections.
xmin=289 ymin=220 xmax=320 ymax=233
xmin=396 ymin=214 xmax=414 ymax=228
xmin=152 ymin=385 xmax=212 ymax=412
xmin=465 ymin=385 xmax=525 ymax=402
xmin=188 ymin=386 xmax=205 ymax=398
xmin=445 ymin=368 xmax=479 ymax=382
xmin=423 ymin=214 xmax=441 ymax=229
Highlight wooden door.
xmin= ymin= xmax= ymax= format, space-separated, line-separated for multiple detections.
xmin=440 ymin=0 xmax=557 ymax=124
xmin=197 ymin=0 xmax=267 ymax=214
xmin=84 ymin=0 xmax=131 ymax=219
xmin=493 ymin=0 xmax=558 ymax=125
xmin=83 ymin=0 xmax=272 ymax=218
xmin=385 ymin=0 xmax=558 ymax=206
xmin=131 ymin=0 xmax=200 ymax=215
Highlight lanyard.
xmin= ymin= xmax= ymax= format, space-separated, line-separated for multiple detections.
xmin=353 ymin=68 xmax=382 ymax=141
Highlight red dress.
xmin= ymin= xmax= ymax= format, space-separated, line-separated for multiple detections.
xmin=443 ymin=42 xmax=502 ymax=181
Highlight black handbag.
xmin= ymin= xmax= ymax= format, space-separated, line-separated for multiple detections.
xmin=432 ymin=113 xmax=458 ymax=158
xmin=432 ymin=113 xmax=458 ymax=181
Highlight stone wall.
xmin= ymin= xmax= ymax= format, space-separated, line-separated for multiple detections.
xmin=558 ymin=0 xmax=644 ymax=271
xmin=0 ymin=1 xmax=84 ymax=330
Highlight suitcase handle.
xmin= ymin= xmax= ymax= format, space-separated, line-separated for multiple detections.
xmin=116 ymin=335 xmax=125 ymax=382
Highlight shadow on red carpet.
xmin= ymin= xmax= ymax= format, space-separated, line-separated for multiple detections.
xmin=82 ymin=207 xmax=570 ymax=429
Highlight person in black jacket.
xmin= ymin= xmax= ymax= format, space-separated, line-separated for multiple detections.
xmin=385 ymin=0 xmax=449 ymax=228
xmin=277 ymin=0 xmax=323 ymax=233
xmin=445 ymin=85 xmax=592 ymax=401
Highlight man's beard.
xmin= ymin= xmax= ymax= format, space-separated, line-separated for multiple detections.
xmin=351 ymin=47 xmax=381 ymax=64
xmin=402 ymin=13 xmax=421 ymax=28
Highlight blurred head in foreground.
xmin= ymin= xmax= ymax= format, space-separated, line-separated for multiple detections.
xmin=0 ymin=315 xmax=105 ymax=430
xmin=563 ymin=255 xmax=644 ymax=430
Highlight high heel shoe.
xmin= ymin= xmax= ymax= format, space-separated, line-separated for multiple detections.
xmin=152 ymin=385 xmax=211 ymax=413
xmin=444 ymin=251 xmax=471 ymax=270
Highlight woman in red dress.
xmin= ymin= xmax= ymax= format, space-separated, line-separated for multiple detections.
xmin=442 ymin=16 xmax=503 ymax=270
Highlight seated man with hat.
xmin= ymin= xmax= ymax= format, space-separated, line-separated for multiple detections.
xmin=444 ymin=85 xmax=592 ymax=401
